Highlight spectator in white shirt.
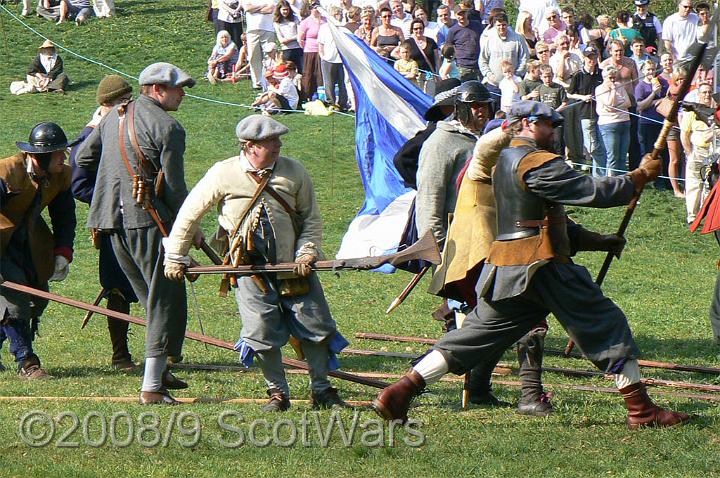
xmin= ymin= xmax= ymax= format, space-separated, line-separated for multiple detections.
xmin=662 ymin=0 xmax=699 ymax=61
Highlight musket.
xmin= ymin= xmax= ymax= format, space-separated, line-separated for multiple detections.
xmin=187 ymin=230 xmax=442 ymax=276
xmin=564 ymin=42 xmax=712 ymax=356
xmin=385 ymin=266 xmax=430 ymax=314
xmin=2 ymin=280 xmax=388 ymax=389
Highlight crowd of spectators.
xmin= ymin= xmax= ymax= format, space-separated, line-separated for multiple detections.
xmin=10 ymin=0 xmax=720 ymax=220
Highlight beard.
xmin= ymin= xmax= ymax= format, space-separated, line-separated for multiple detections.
xmin=536 ymin=133 xmax=556 ymax=152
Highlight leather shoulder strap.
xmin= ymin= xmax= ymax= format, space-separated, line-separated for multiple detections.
xmin=126 ymin=101 xmax=149 ymax=172
xmin=117 ymin=103 xmax=137 ymax=179
xmin=248 ymin=171 xmax=302 ymax=234
xmin=224 ymin=169 xmax=273 ymax=262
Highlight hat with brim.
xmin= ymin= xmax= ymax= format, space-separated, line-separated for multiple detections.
xmin=424 ymin=79 xmax=462 ymax=121
xmin=634 ymin=0 xmax=649 ymax=5
xmin=16 ymin=124 xmax=80 ymax=154
xmin=138 ymin=62 xmax=196 ymax=88
xmin=38 ymin=39 xmax=55 ymax=50
xmin=16 ymin=138 xmax=80 ymax=153
xmin=583 ymin=46 xmax=598 ymax=57
xmin=273 ymin=64 xmax=289 ymax=80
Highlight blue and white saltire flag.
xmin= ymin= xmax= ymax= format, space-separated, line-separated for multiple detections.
xmin=328 ymin=21 xmax=433 ymax=269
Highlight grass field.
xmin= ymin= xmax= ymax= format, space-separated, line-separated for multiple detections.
xmin=1 ymin=1 xmax=720 ymax=477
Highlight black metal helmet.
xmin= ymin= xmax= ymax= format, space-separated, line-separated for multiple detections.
xmin=455 ymin=80 xmax=492 ymax=105
xmin=16 ymin=122 xmax=79 ymax=154
xmin=454 ymin=80 xmax=494 ymax=126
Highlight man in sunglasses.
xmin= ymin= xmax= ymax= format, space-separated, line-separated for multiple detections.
xmin=662 ymin=0 xmax=699 ymax=61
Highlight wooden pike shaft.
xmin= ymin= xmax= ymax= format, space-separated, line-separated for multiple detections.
xmin=564 ymin=43 xmax=709 ymax=357
xmin=80 ymin=287 xmax=107 ymax=329
xmin=386 ymin=266 xmax=430 ymax=314
xmin=355 ymin=332 xmax=720 ymax=375
xmin=0 ymin=281 xmax=388 ymax=389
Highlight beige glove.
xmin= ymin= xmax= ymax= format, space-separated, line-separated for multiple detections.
xmin=293 ymin=253 xmax=316 ymax=278
xmin=164 ymin=260 xmax=186 ymax=282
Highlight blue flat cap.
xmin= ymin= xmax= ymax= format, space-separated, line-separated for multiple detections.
xmin=236 ymin=115 xmax=290 ymax=142
xmin=508 ymin=100 xmax=564 ymax=127
xmin=138 ymin=62 xmax=196 ymax=88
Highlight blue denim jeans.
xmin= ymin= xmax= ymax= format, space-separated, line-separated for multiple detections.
xmin=581 ymin=118 xmax=607 ymax=177
xmin=638 ymin=121 xmax=670 ymax=190
xmin=598 ymin=120 xmax=630 ymax=176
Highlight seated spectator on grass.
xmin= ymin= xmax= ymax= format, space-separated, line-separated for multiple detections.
xmin=57 ymin=0 xmax=94 ymax=24
xmin=207 ymin=30 xmax=239 ymax=84
xmin=11 ymin=40 xmax=69 ymax=95
xmin=285 ymin=60 xmax=302 ymax=93
xmin=231 ymin=33 xmax=251 ymax=81
xmin=36 ymin=0 xmax=62 ymax=21
xmin=261 ymin=42 xmax=280 ymax=90
xmin=251 ymin=64 xmax=299 ymax=113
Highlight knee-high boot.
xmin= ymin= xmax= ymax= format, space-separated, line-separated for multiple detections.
xmin=516 ymin=328 xmax=553 ymax=416
xmin=106 ymin=292 xmax=135 ymax=370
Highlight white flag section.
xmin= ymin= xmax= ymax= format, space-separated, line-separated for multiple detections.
xmin=327 ymin=21 xmax=432 ymax=270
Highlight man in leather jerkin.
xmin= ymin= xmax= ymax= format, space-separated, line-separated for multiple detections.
xmin=374 ymin=101 xmax=692 ymax=430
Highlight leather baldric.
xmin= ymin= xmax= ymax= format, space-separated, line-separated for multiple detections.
xmin=117 ymin=100 xmax=169 ymax=236
xmin=248 ymin=170 xmax=302 ymax=235
xmin=218 ymin=168 xmax=273 ymax=296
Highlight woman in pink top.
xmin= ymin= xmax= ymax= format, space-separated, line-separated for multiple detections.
xmin=298 ymin=1 xmax=325 ymax=102
xmin=596 ymin=66 xmax=632 ymax=177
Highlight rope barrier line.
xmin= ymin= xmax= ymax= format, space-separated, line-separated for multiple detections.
xmin=1 ymin=4 xmax=355 ymax=118
xmin=564 ymin=159 xmax=701 ymax=184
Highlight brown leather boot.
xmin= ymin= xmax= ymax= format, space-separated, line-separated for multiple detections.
xmin=139 ymin=388 xmax=180 ymax=405
xmin=261 ymin=388 xmax=291 ymax=412
xmin=372 ymin=369 xmax=425 ymax=423
xmin=107 ymin=294 xmax=137 ymax=371
xmin=516 ymin=329 xmax=553 ymax=417
xmin=620 ymin=382 xmax=691 ymax=430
